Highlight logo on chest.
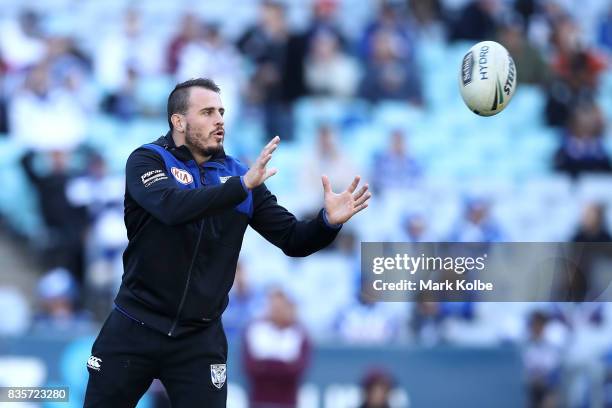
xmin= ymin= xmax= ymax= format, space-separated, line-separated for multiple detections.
xmin=171 ymin=167 xmax=194 ymax=185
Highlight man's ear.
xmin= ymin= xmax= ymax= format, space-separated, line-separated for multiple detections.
xmin=171 ymin=113 xmax=185 ymax=132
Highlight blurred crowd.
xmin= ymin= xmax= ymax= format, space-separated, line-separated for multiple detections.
xmin=1 ymin=0 xmax=612 ymax=406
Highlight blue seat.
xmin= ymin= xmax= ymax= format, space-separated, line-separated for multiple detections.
xmin=135 ymin=75 xmax=175 ymax=114
xmin=86 ymin=114 xmax=121 ymax=148
xmin=372 ymin=101 xmax=425 ymax=131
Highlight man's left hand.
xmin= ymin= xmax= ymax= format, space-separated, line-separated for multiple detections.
xmin=322 ymin=175 xmax=371 ymax=225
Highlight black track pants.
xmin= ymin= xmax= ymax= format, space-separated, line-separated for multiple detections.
xmin=83 ymin=309 xmax=228 ymax=407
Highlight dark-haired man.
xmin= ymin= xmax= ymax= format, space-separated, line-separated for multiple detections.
xmin=83 ymin=78 xmax=370 ymax=407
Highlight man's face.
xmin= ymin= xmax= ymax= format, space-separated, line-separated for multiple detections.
xmin=268 ymin=291 xmax=295 ymax=327
xmin=182 ymin=87 xmax=225 ymax=158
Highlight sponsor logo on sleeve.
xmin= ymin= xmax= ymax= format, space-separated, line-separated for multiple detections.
xmin=141 ymin=169 xmax=168 ymax=187
xmin=219 ymin=176 xmax=231 ymax=184
xmin=171 ymin=167 xmax=194 ymax=185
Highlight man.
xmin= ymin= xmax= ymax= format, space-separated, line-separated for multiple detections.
xmin=243 ymin=288 xmax=310 ymax=408
xmin=83 ymin=78 xmax=370 ymax=407
xmin=358 ymin=368 xmax=395 ymax=408
xmin=21 ymin=149 xmax=88 ymax=282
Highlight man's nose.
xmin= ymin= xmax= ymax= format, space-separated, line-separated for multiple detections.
xmin=215 ymin=113 xmax=224 ymax=126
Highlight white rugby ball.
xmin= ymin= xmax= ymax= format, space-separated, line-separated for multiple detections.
xmin=459 ymin=41 xmax=517 ymax=116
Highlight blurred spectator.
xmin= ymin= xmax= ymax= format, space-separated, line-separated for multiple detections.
xmin=598 ymin=4 xmax=612 ymax=52
xmin=554 ymin=103 xmax=611 ymax=177
xmin=408 ymin=0 xmax=446 ymax=40
xmin=449 ymin=198 xmax=504 ymax=242
xmin=331 ymin=228 xmax=359 ymax=255
xmin=449 ymin=0 xmax=501 ymax=42
xmin=358 ymin=28 xmax=422 ymax=105
xmin=101 ymin=67 xmax=139 ymax=121
xmin=360 ymin=1 xmax=415 ymax=63
xmin=562 ymin=203 xmax=612 ymax=301
xmin=298 ymin=0 xmax=351 ymax=99
xmin=44 ymin=35 xmax=91 ymax=86
xmin=410 ymin=292 xmax=476 ymax=345
xmin=301 ymin=125 xmax=359 ymax=210
xmin=94 ymin=8 xmax=163 ymax=92
xmin=525 ymin=0 xmax=567 ymax=52
xmin=572 ymin=203 xmax=612 ymax=242
xmin=9 ymin=63 xmax=87 ymax=151
xmin=47 ymin=37 xmax=98 ymax=115
xmin=66 ymin=152 xmax=124 ymax=222
xmin=66 ymin=152 xmax=125 ymax=309
xmin=176 ymin=23 xmax=243 ymax=129
xmin=552 ymin=303 xmax=612 ymax=407
xmin=334 ymin=292 xmax=403 ymax=344
xmin=304 ymin=0 xmax=346 ymax=49
xmin=31 ymin=267 xmax=94 ymax=334
xmin=243 ymin=288 xmax=311 ymax=408
xmin=358 ymin=2 xmax=421 ymax=104
xmin=166 ymin=13 xmax=202 ymax=74
xmin=85 ymin=206 xmax=126 ymax=316
xmin=497 ymin=15 xmax=549 ymax=86
xmin=358 ymin=368 xmax=394 ymax=408
xmin=545 ymin=17 xmax=607 ymax=127
xmin=224 ymin=262 xmax=262 ymax=340
xmin=304 ymin=29 xmax=360 ymax=98
xmin=0 ymin=10 xmax=45 ymax=71
xmin=20 ymin=150 xmax=88 ymax=282
xmin=410 ymin=293 xmax=443 ymax=345
xmin=370 ymin=129 xmax=421 ymax=193
xmin=513 ymin=0 xmax=537 ymax=29
xmin=550 ymin=17 xmax=607 ymax=84
xmin=238 ymin=0 xmax=300 ymax=140
xmin=522 ymin=311 xmax=561 ymax=408
xmin=392 ymin=212 xmax=434 ymax=242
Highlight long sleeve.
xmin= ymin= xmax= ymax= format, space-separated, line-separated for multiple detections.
xmin=126 ymin=148 xmax=248 ymax=226
xmin=249 ymin=184 xmax=341 ymax=257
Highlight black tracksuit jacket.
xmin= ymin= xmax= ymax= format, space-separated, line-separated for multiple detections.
xmin=114 ymin=133 xmax=340 ymax=337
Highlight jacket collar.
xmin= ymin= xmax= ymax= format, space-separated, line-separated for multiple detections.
xmin=159 ymin=131 xmax=227 ymax=164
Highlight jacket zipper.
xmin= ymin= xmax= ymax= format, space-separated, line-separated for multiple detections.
xmin=167 ymin=220 xmax=204 ymax=336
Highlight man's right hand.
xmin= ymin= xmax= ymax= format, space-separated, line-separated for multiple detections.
xmin=243 ymin=136 xmax=280 ymax=190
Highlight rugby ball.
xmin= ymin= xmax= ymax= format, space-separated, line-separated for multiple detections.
xmin=459 ymin=41 xmax=517 ymax=116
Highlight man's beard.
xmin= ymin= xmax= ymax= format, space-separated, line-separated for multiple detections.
xmin=185 ymin=124 xmax=222 ymax=158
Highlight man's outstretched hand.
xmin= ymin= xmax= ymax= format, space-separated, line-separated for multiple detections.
xmin=244 ymin=136 xmax=280 ymax=189
xmin=322 ymin=175 xmax=371 ymax=225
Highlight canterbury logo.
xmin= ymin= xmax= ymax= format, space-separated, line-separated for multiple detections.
xmin=87 ymin=356 xmax=102 ymax=371
xmin=211 ymin=364 xmax=226 ymax=389
xmin=171 ymin=167 xmax=194 ymax=185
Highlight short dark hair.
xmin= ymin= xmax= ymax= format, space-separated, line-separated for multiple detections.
xmin=167 ymin=78 xmax=220 ymax=130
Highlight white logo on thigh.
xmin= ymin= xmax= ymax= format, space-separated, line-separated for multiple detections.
xmin=210 ymin=364 xmax=226 ymax=389
xmin=87 ymin=356 xmax=102 ymax=371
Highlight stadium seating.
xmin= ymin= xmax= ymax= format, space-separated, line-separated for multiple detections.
xmin=0 ymin=24 xmax=609 ymax=340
